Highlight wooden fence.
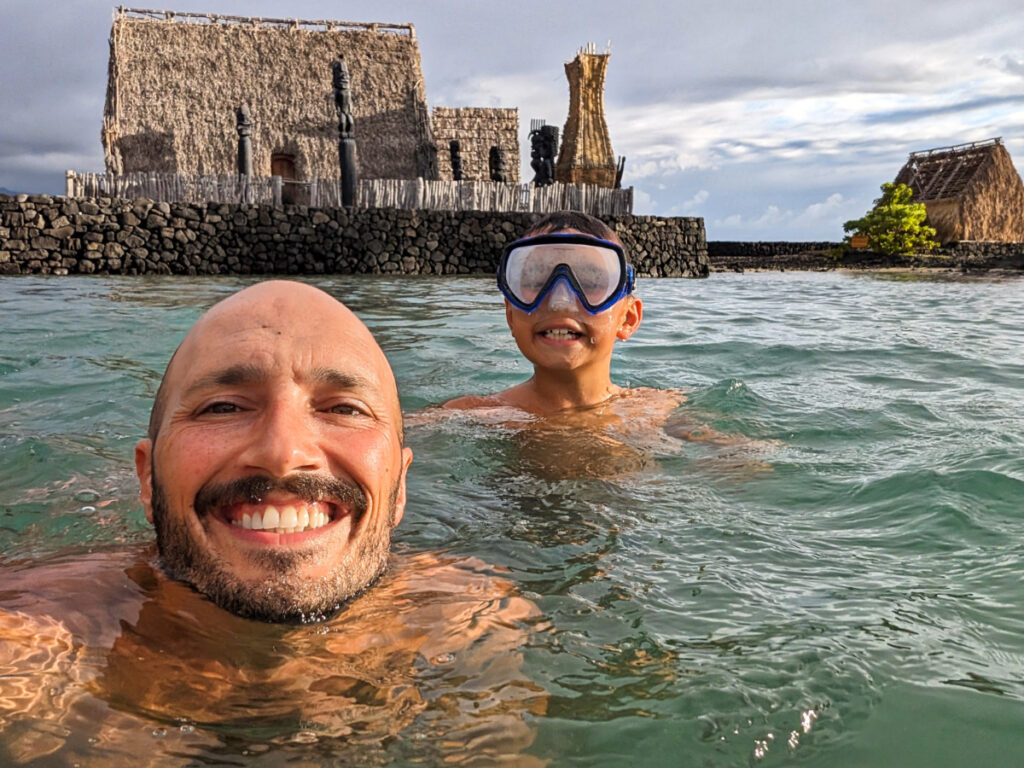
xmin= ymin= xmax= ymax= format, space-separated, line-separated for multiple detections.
xmin=66 ymin=171 xmax=634 ymax=216
xmin=66 ymin=171 xmax=278 ymax=205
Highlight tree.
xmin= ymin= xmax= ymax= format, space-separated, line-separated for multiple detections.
xmin=843 ymin=182 xmax=939 ymax=255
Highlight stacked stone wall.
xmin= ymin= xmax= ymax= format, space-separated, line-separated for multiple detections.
xmin=431 ymin=107 xmax=520 ymax=182
xmin=0 ymin=194 xmax=707 ymax=278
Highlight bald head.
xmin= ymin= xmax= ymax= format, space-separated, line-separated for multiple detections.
xmin=148 ymin=281 xmax=402 ymax=443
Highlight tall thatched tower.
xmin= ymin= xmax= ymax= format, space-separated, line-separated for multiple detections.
xmin=894 ymin=138 xmax=1024 ymax=242
xmin=555 ymin=44 xmax=616 ymax=188
xmin=102 ymin=8 xmax=437 ymax=182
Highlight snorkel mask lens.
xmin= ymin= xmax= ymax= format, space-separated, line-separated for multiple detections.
xmin=497 ymin=233 xmax=634 ymax=314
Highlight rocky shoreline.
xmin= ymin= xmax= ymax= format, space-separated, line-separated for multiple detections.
xmin=708 ymin=241 xmax=1024 ymax=274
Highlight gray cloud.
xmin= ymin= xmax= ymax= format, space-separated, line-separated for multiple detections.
xmin=864 ymin=95 xmax=1024 ymax=125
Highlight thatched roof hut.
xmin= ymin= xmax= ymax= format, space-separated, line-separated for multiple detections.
xmin=431 ymin=107 xmax=519 ymax=182
xmin=102 ymin=8 xmax=437 ymax=181
xmin=555 ymin=44 xmax=616 ymax=188
xmin=893 ymin=138 xmax=1024 ymax=242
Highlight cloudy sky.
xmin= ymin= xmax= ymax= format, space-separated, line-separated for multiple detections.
xmin=2 ymin=0 xmax=1023 ymax=239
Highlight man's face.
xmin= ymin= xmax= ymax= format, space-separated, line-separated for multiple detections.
xmin=135 ymin=282 xmax=413 ymax=622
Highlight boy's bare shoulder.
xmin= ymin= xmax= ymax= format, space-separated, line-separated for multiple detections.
xmin=442 ymin=382 xmax=537 ymax=414
xmin=440 ymin=393 xmax=507 ymax=410
xmin=612 ymin=386 xmax=686 ymax=416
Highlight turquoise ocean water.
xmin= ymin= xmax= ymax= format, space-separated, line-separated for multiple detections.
xmin=1 ymin=272 xmax=1023 ymax=765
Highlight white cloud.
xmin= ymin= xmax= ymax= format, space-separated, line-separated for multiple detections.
xmin=796 ymin=193 xmax=846 ymax=223
xmin=632 ymin=187 xmax=654 ymax=213
xmin=665 ymin=189 xmax=709 ymax=216
xmin=711 ymin=192 xmax=862 ymax=239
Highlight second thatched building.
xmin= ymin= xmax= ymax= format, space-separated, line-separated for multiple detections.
xmin=893 ymin=138 xmax=1024 ymax=242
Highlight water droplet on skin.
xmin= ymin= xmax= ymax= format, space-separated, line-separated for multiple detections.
xmin=179 ymin=724 xmax=195 ymax=734
xmin=152 ymin=728 xmax=167 ymax=738
xmin=433 ymin=652 xmax=455 ymax=664
xmin=292 ymin=730 xmax=319 ymax=744
xmin=590 ymin=337 xmax=597 ymax=344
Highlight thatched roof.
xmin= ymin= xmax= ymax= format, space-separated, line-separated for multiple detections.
xmin=893 ymin=138 xmax=1024 ymax=242
xmin=555 ymin=44 xmax=616 ymax=188
xmin=103 ymin=7 xmax=436 ymax=180
xmin=894 ymin=138 xmax=1005 ymax=201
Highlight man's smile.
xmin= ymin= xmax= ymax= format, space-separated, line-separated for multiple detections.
xmin=193 ymin=473 xmax=368 ymax=547
xmin=227 ymin=500 xmax=336 ymax=534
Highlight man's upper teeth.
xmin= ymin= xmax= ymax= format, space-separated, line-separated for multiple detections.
xmin=231 ymin=504 xmax=331 ymax=533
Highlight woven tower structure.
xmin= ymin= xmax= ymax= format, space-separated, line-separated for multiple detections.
xmin=555 ymin=44 xmax=616 ymax=188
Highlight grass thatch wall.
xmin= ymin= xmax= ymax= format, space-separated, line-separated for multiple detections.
xmin=957 ymin=144 xmax=1024 ymax=241
xmin=432 ymin=107 xmax=519 ymax=182
xmin=922 ymin=199 xmax=961 ymax=243
xmin=103 ymin=11 xmax=436 ymax=181
xmin=555 ymin=50 xmax=616 ymax=188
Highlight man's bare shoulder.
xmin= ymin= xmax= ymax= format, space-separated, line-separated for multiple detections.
xmin=0 ymin=552 xmax=151 ymax=638
xmin=357 ymin=551 xmax=540 ymax=631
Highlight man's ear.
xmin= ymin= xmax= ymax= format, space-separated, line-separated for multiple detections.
xmin=391 ymin=446 xmax=414 ymax=527
xmin=617 ymin=296 xmax=643 ymax=340
xmin=135 ymin=439 xmax=155 ymax=524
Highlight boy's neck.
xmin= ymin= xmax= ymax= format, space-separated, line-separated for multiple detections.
xmin=524 ymin=364 xmax=622 ymax=414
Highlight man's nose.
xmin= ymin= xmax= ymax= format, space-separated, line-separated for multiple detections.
xmin=543 ymin=276 xmax=583 ymax=312
xmin=241 ymin=400 xmax=324 ymax=476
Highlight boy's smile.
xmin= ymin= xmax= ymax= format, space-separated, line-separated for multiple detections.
xmin=536 ymin=317 xmax=588 ymax=345
xmin=507 ymin=293 xmax=637 ymax=373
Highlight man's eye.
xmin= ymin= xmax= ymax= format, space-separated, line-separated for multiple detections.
xmin=201 ymin=402 xmax=240 ymax=415
xmin=328 ymin=403 xmax=367 ymax=417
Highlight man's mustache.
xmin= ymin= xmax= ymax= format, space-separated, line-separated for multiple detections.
xmin=194 ymin=474 xmax=367 ymax=517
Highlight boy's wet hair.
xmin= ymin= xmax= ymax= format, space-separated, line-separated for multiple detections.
xmin=525 ymin=211 xmax=618 ymax=241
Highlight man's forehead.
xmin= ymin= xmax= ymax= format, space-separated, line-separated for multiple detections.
xmin=169 ymin=284 xmax=394 ymax=394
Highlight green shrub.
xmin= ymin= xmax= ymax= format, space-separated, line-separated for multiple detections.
xmin=843 ymin=183 xmax=939 ymax=256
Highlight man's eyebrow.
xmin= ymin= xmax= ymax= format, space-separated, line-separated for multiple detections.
xmin=309 ymin=367 xmax=373 ymax=391
xmin=182 ymin=363 xmax=268 ymax=398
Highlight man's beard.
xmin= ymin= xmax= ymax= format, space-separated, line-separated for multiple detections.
xmin=150 ymin=470 xmax=398 ymax=623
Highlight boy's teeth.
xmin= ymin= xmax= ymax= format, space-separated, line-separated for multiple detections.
xmin=232 ymin=504 xmax=332 ymax=533
xmin=543 ymin=329 xmax=580 ymax=339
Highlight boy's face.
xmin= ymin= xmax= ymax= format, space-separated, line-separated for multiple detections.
xmin=504 ymin=269 xmax=642 ymax=373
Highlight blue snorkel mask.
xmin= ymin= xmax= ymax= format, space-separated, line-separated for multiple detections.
xmin=497 ymin=233 xmax=636 ymax=315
